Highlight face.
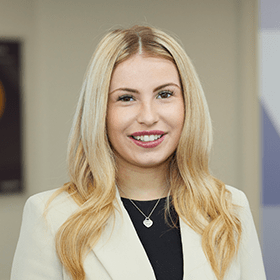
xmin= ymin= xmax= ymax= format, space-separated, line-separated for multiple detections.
xmin=107 ymin=54 xmax=185 ymax=169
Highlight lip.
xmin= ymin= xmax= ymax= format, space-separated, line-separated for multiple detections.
xmin=130 ymin=130 xmax=165 ymax=137
xmin=129 ymin=134 xmax=166 ymax=148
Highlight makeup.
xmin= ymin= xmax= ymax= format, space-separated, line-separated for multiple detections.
xmin=130 ymin=130 xmax=166 ymax=148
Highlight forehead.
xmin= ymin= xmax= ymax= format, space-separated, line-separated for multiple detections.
xmin=110 ymin=54 xmax=180 ymax=90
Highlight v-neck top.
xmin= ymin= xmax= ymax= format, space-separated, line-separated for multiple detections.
xmin=121 ymin=197 xmax=183 ymax=280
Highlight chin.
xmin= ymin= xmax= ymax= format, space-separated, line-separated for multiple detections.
xmin=133 ymin=157 xmax=171 ymax=169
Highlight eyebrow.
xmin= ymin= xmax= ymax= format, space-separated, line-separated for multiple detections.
xmin=109 ymin=83 xmax=181 ymax=95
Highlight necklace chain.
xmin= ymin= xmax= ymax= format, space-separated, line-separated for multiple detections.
xmin=117 ymin=184 xmax=167 ymax=228
xmin=128 ymin=196 xmax=161 ymax=219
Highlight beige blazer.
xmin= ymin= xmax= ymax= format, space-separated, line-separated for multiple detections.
xmin=11 ymin=185 xmax=266 ymax=280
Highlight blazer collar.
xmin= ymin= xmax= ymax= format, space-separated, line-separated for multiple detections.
xmin=92 ymin=189 xmax=217 ymax=280
xmin=92 ymin=188 xmax=156 ymax=280
xmin=180 ymin=219 xmax=217 ymax=279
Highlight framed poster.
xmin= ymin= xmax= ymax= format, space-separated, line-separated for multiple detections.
xmin=0 ymin=40 xmax=22 ymax=193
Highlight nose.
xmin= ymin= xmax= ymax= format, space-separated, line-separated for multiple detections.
xmin=137 ymin=100 xmax=159 ymax=126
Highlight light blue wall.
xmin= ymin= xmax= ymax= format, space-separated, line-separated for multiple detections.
xmin=260 ymin=0 xmax=280 ymax=278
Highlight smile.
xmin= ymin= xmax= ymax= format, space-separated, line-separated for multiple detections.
xmin=132 ymin=135 xmax=163 ymax=142
xmin=129 ymin=130 xmax=166 ymax=148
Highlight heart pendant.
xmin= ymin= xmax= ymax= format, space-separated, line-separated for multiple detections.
xmin=143 ymin=218 xmax=153 ymax=228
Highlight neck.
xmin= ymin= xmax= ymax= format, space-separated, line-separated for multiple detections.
xmin=116 ymin=161 xmax=170 ymax=201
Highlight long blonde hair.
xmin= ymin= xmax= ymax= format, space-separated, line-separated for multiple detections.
xmin=49 ymin=26 xmax=242 ymax=280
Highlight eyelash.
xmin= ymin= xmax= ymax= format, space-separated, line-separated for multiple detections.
xmin=157 ymin=90 xmax=174 ymax=99
xmin=117 ymin=90 xmax=174 ymax=102
xmin=117 ymin=95 xmax=135 ymax=102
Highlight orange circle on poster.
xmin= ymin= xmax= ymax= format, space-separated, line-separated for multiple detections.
xmin=0 ymin=80 xmax=5 ymax=119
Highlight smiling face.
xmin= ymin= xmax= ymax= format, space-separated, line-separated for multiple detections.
xmin=107 ymin=54 xmax=185 ymax=170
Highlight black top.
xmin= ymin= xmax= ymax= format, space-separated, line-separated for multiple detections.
xmin=121 ymin=197 xmax=183 ymax=280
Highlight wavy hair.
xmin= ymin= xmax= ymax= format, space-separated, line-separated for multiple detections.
xmin=48 ymin=26 xmax=242 ymax=280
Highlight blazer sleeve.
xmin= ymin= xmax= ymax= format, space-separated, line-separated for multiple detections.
xmin=11 ymin=194 xmax=64 ymax=280
xmin=238 ymin=191 xmax=267 ymax=280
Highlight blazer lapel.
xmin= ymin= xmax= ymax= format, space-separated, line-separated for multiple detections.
xmin=180 ymin=218 xmax=217 ymax=280
xmin=92 ymin=190 xmax=156 ymax=280
xmin=90 ymin=190 xmax=217 ymax=280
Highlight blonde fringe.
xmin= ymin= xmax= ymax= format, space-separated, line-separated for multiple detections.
xmin=45 ymin=26 xmax=243 ymax=280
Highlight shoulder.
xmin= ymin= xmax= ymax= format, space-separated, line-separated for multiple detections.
xmin=225 ymin=185 xmax=255 ymax=229
xmin=225 ymin=185 xmax=248 ymax=208
xmin=25 ymin=188 xmax=61 ymax=206
xmin=26 ymin=188 xmax=70 ymax=205
xmin=24 ymin=188 xmax=75 ymax=215
xmin=224 ymin=186 xmax=267 ymax=279
xmin=11 ymin=189 xmax=72 ymax=279
xmin=23 ymin=188 xmax=79 ymax=232
xmin=26 ymin=188 xmax=78 ymax=208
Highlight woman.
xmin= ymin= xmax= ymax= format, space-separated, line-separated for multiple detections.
xmin=11 ymin=26 xmax=266 ymax=280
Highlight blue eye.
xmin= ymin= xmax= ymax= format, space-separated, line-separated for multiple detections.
xmin=157 ymin=90 xmax=173 ymax=99
xmin=117 ymin=95 xmax=135 ymax=102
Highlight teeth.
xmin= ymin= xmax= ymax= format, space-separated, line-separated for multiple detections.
xmin=132 ymin=135 xmax=162 ymax=142
xmin=144 ymin=135 xmax=149 ymax=141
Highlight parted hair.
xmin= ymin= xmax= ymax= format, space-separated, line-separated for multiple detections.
xmin=48 ymin=25 xmax=242 ymax=280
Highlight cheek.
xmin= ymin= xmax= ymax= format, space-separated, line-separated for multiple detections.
xmin=106 ymin=106 xmax=117 ymax=141
xmin=106 ymin=108 xmax=131 ymax=139
xmin=178 ymin=108 xmax=185 ymax=129
xmin=171 ymin=103 xmax=185 ymax=144
xmin=178 ymin=98 xmax=185 ymax=122
xmin=106 ymin=116 xmax=120 ymax=153
xmin=169 ymin=103 xmax=185 ymax=129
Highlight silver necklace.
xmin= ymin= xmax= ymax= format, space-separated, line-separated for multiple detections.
xmin=117 ymin=185 xmax=166 ymax=228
